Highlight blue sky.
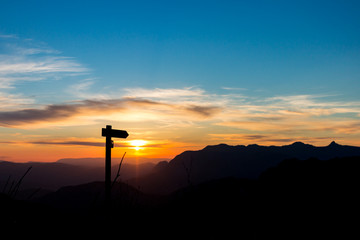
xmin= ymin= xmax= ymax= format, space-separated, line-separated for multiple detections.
xmin=2 ymin=0 xmax=359 ymax=95
xmin=1 ymin=0 xmax=360 ymax=162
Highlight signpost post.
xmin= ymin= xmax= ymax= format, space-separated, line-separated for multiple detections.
xmin=102 ymin=125 xmax=129 ymax=209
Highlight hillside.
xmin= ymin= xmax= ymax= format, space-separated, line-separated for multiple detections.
xmin=2 ymin=141 xmax=359 ymax=197
xmin=0 ymin=160 xmax=155 ymax=197
xmin=1 ymin=155 xmax=358 ymax=238
xmin=131 ymin=141 xmax=360 ymax=194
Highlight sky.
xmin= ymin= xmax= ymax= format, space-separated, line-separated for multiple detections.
xmin=0 ymin=0 xmax=360 ymax=163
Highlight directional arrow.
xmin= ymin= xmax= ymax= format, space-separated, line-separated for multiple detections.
xmin=102 ymin=128 xmax=129 ymax=138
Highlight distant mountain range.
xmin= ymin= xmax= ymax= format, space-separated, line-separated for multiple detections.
xmin=2 ymin=141 xmax=360 ymax=237
xmin=56 ymin=157 xmax=170 ymax=167
xmin=130 ymin=141 xmax=360 ymax=194
xmin=0 ymin=160 xmax=155 ymax=197
xmin=1 ymin=141 xmax=360 ymax=196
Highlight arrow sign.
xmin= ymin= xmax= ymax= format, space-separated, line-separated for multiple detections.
xmin=101 ymin=125 xmax=128 ymax=211
xmin=102 ymin=128 xmax=129 ymax=139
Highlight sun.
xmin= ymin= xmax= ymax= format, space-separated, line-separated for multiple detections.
xmin=129 ymin=140 xmax=147 ymax=151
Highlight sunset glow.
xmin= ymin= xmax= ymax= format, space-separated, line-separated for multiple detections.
xmin=129 ymin=140 xmax=148 ymax=151
xmin=0 ymin=1 xmax=359 ymax=163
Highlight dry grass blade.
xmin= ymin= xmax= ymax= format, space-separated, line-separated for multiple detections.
xmin=112 ymin=152 xmax=126 ymax=188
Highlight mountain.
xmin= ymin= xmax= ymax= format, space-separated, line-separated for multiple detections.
xmin=131 ymin=141 xmax=360 ymax=194
xmin=0 ymin=160 xmax=155 ymax=197
xmin=3 ymin=156 xmax=358 ymax=238
xmin=56 ymin=157 xmax=169 ymax=167
xmin=0 ymin=161 xmax=99 ymax=192
xmin=38 ymin=181 xmax=152 ymax=209
xmin=254 ymin=156 xmax=360 ymax=239
xmin=2 ymin=141 xmax=359 ymax=196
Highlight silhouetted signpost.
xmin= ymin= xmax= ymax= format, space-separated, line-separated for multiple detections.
xmin=102 ymin=125 xmax=129 ymax=209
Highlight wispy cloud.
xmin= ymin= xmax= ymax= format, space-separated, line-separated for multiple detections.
xmin=67 ymin=79 xmax=114 ymax=100
xmin=209 ymin=133 xmax=295 ymax=143
xmin=29 ymin=140 xmax=105 ymax=147
xmin=221 ymin=87 xmax=247 ymax=91
xmin=0 ymin=99 xmax=125 ymax=127
xmin=0 ymin=92 xmax=35 ymax=110
xmin=184 ymin=105 xmax=221 ymax=117
xmin=208 ymin=133 xmax=337 ymax=145
xmin=213 ymin=93 xmax=360 ymax=137
xmin=0 ymin=138 xmax=105 ymax=147
xmin=0 ymin=56 xmax=88 ymax=76
xmin=266 ymin=94 xmax=360 ymax=115
xmin=1 ymin=137 xmax=168 ymax=149
xmin=0 ymin=34 xmax=18 ymax=39
xmin=124 ymin=87 xmax=205 ymax=99
xmin=0 ymin=35 xmax=89 ymax=108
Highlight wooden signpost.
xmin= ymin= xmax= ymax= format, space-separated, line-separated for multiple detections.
xmin=102 ymin=125 xmax=129 ymax=208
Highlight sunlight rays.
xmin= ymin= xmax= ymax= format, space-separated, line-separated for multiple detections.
xmin=128 ymin=139 xmax=148 ymax=151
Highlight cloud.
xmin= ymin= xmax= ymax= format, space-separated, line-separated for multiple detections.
xmin=0 ymin=101 xmax=103 ymax=127
xmin=123 ymin=97 xmax=167 ymax=107
xmin=208 ymin=133 xmax=340 ymax=145
xmin=122 ymin=87 xmax=225 ymax=119
xmin=221 ymin=87 xmax=247 ymax=91
xmin=0 ymin=35 xmax=89 ymax=94
xmin=1 ymin=86 xmax=359 ymax=137
xmin=268 ymin=95 xmax=321 ymax=107
xmin=0 ymin=99 xmax=129 ymax=127
xmin=0 ymin=138 xmax=105 ymax=147
xmin=266 ymin=94 xmax=360 ymax=115
xmin=184 ymin=105 xmax=221 ymax=117
xmin=216 ymin=118 xmax=360 ymax=136
xmin=67 ymin=79 xmax=98 ymax=98
xmin=208 ymin=92 xmax=360 ymax=138
xmin=0 ymin=56 xmax=88 ymax=75
xmin=115 ymin=97 xmax=222 ymax=119
xmin=1 ymin=79 xmax=359 ymax=146
xmin=0 ymin=34 xmax=18 ymax=39
xmin=209 ymin=133 xmax=295 ymax=143
xmin=215 ymin=120 xmax=286 ymax=132
xmin=29 ymin=140 xmax=105 ymax=147
xmin=0 ymin=92 xmax=35 ymax=110
xmin=13 ymin=46 xmax=61 ymax=56
xmin=0 ymin=96 xmax=222 ymax=127
xmin=124 ymin=87 xmax=205 ymax=99
xmin=1 ymin=138 xmax=168 ymax=149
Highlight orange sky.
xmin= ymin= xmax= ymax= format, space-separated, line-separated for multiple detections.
xmin=1 ymin=112 xmax=360 ymax=164
xmin=1 ymin=87 xmax=360 ymax=164
xmin=1 ymin=89 xmax=360 ymax=163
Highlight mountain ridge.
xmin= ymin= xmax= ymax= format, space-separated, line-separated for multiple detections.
xmin=56 ymin=157 xmax=170 ymax=167
xmin=2 ymin=141 xmax=360 ymax=196
xmin=0 ymin=160 xmax=155 ymax=194
xmin=133 ymin=141 xmax=360 ymax=194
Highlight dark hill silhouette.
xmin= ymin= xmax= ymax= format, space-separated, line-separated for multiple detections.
xmin=0 ymin=161 xmax=97 ymax=192
xmin=2 ymin=141 xmax=359 ymax=197
xmin=149 ymin=155 xmax=359 ymax=239
xmin=1 ymin=181 xmax=159 ymax=235
xmin=56 ymin=157 xmax=169 ymax=167
xmin=0 ymin=160 xmax=155 ymax=197
xmin=131 ymin=141 xmax=360 ymax=194
xmin=254 ymin=156 xmax=360 ymax=239
xmin=2 ymin=155 xmax=359 ymax=238
xmin=39 ymin=181 xmax=153 ymax=210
